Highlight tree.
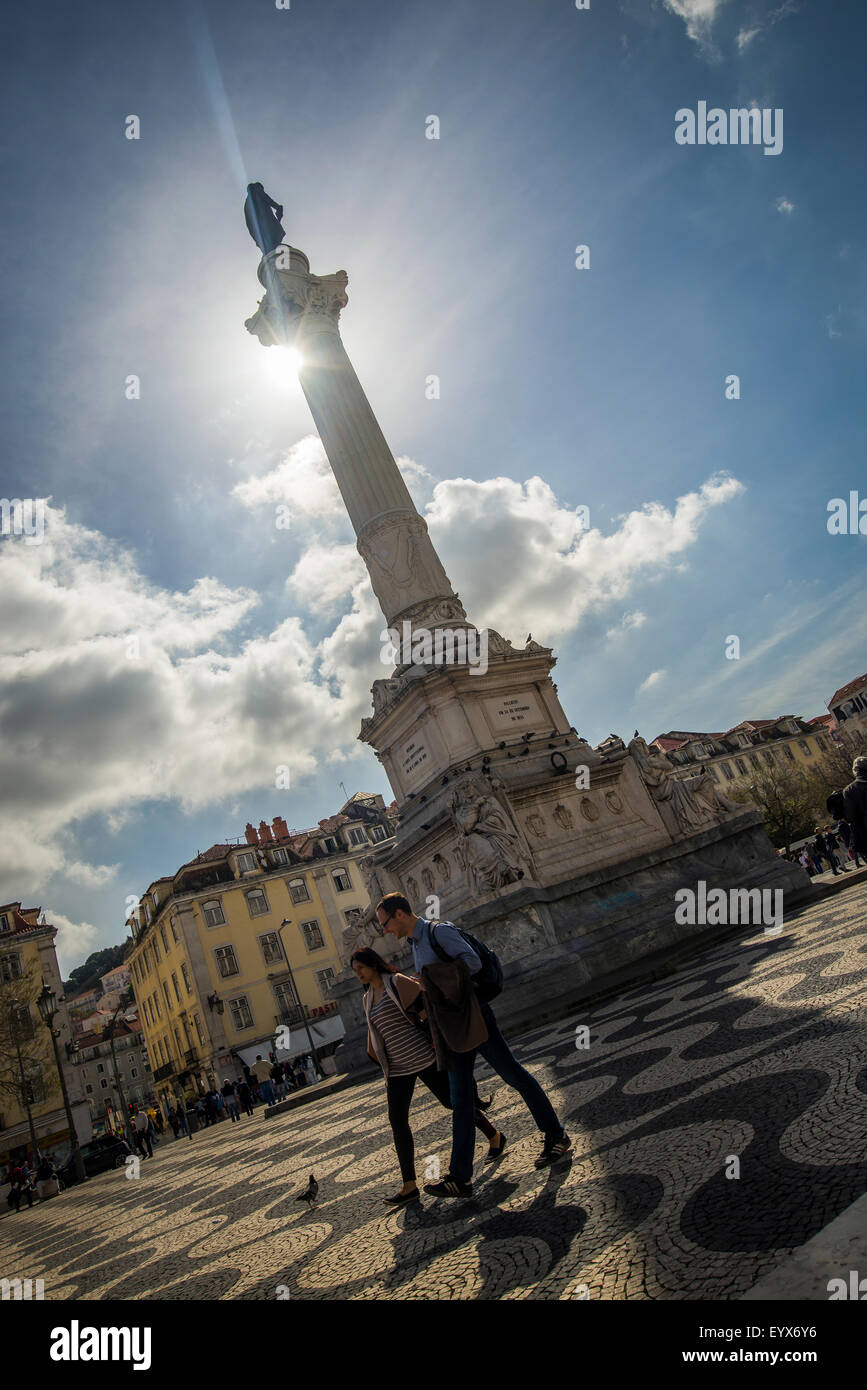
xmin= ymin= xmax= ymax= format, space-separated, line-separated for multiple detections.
xmin=729 ymin=763 xmax=820 ymax=851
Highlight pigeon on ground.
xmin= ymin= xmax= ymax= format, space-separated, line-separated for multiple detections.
xmin=296 ymin=1173 xmax=318 ymax=1208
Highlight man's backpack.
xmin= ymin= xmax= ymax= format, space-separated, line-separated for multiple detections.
xmin=826 ymin=789 xmax=846 ymax=820
xmin=429 ymin=922 xmax=504 ymax=1002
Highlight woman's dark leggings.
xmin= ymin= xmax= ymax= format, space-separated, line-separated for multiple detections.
xmin=386 ymin=1064 xmax=497 ymax=1183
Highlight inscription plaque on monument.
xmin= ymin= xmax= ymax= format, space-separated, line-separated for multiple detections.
xmin=484 ymin=690 xmax=543 ymax=732
xmin=401 ymin=737 xmax=430 ymax=785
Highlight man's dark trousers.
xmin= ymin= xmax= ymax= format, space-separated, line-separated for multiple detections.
xmin=447 ymin=1001 xmax=562 ymax=1184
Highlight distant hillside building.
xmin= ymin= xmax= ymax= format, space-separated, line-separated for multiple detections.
xmin=70 ymin=1017 xmax=151 ymax=1136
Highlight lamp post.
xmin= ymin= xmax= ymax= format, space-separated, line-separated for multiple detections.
xmin=278 ymin=920 xmax=321 ymax=1075
xmin=9 ymin=1008 xmax=40 ymax=1162
xmin=103 ymin=989 xmax=135 ymax=1146
xmin=36 ymin=982 xmax=86 ymax=1184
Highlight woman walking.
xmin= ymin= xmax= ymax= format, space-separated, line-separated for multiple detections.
xmin=351 ymin=947 xmax=505 ymax=1205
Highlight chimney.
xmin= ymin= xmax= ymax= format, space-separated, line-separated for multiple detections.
xmin=244 ymin=823 xmax=259 ymax=845
xmin=258 ymin=820 xmax=274 ymax=843
xmin=273 ymin=816 xmax=289 ymax=841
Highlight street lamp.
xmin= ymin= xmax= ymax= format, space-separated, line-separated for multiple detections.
xmin=277 ymin=919 xmax=321 ymax=1075
xmin=36 ymin=982 xmax=86 ymax=1184
xmin=103 ymin=989 xmax=135 ymax=1147
xmin=207 ymin=992 xmax=224 ymax=1015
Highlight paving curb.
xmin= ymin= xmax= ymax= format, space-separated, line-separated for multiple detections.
xmin=740 ymin=1193 xmax=867 ymax=1301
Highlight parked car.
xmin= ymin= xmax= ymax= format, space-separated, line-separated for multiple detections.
xmin=58 ymin=1134 xmax=131 ymax=1185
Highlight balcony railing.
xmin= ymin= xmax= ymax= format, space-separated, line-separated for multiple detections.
xmin=275 ymin=1000 xmax=339 ymax=1028
xmin=152 ymin=1062 xmax=175 ymax=1082
xmin=183 ymin=1048 xmax=198 ymax=1067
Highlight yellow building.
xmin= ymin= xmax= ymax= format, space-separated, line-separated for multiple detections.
xmin=0 ymin=902 xmax=91 ymax=1170
xmin=126 ymin=793 xmax=394 ymax=1110
xmin=651 ymin=716 xmax=833 ymax=789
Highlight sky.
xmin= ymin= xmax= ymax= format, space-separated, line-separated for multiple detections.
xmin=1 ymin=0 xmax=865 ymax=974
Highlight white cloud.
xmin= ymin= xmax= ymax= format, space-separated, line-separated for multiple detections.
xmin=664 ymin=0 xmax=730 ymax=49
xmin=776 ymin=196 xmax=795 ymax=215
xmin=737 ymin=1 xmax=800 ymax=53
xmin=736 ymin=26 xmax=760 ymax=50
xmin=427 ymin=471 xmax=744 ymax=641
xmin=231 ymin=434 xmax=345 ymax=525
xmin=638 ymin=669 xmax=667 ymax=693
xmin=606 ymin=610 xmax=648 ymax=640
xmin=46 ymin=910 xmax=101 ymax=979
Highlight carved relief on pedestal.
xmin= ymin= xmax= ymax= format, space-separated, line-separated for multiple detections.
xmin=627 ymin=735 xmax=740 ymax=837
xmin=580 ymin=797 xmax=600 ymax=823
xmin=604 ymin=791 xmax=623 ymax=815
xmin=432 ymin=853 xmax=452 ymax=883
xmin=405 ymin=874 xmax=419 ymax=904
xmin=449 ymin=772 xmax=535 ymax=900
xmin=526 ymin=813 xmax=547 ymax=839
xmin=421 ymin=867 xmax=435 ymax=895
xmin=553 ymin=803 xmax=574 ymax=831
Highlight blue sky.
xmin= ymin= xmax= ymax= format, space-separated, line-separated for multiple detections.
xmin=1 ymin=0 xmax=865 ymax=973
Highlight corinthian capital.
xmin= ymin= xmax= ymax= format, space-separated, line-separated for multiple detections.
xmin=244 ymin=245 xmax=349 ymax=347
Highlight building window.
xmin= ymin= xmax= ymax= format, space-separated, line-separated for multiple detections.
xmin=246 ymin=888 xmax=270 ymax=918
xmin=171 ymin=972 xmax=182 ymax=1004
xmin=202 ymin=899 xmax=225 ymax=928
xmin=332 ymin=867 xmax=352 ymax=893
xmin=783 ymin=745 xmax=796 ymax=762
xmin=130 ymin=1067 xmax=138 ymax=1079
xmin=735 ymin=758 xmax=747 ymax=775
xmin=153 ymin=992 xmax=162 ymax=1019
xmin=163 ymin=981 xmax=172 ymax=1011
xmin=86 ymin=1084 xmax=93 ymax=1095
xmin=215 ymin=945 xmax=240 ymax=979
xmin=144 ymin=902 xmax=152 ymax=924
xmin=160 ymin=925 xmax=168 ymax=953
xmin=799 ymin=739 xmax=812 ymax=755
xmin=259 ymin=932 xmax=283 ymax=965
xmin=288 ymin=879 xmax=310 ymax=904
xmin=301 ymin=920 xmax=325 ymax=952
xmin=748 ymin=753 xmax=759 ymax=768
xmin=152 ymin=938 xmax=159 ymax=962
xmin=817 ymin=736 xmax=828 ymax=750
xmin=722 ymin=764 xmax=735 ymax=781
xmin=181 ymin=962 xmax=192 ymax=995
xmin=763 ymin=749 xmax=776 ymax=765
xmin=170 ymin=919 xmax=179 ymax=943
xmin=323 ymin=837 xmax=338 ymax=853
xmin=0 ymin=953 xmax=22 ymax=982
xmin=271 ymin=847 xmax=289 ymax=865
xmin=0 ymin=913 xmax=10 ymax=933
xmin=228 ymin=996 xmax=253 ymax=1031
xmin=193 ymin=1013 xmax=205 ymax=1045
xmin=315 ymin=968 xmax=336 ymax=1000
xmin=348 ymin=827 xmax=366 ymax=845
xmin=96 ymin=1063 xmax=104 ymax=1073
xmin=100 ymin=1078 xmax=108 ymax=1089
xmin=274 ymin=979 xmax=301 ymax=1016
xmin=237 ymin=851 xmax=257 ymax=873
xmin=369 ymin=825 xmax=387 ymax=843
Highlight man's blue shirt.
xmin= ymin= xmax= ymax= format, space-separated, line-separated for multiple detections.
xmin=409 ymin=918 xmax=481 ymax=976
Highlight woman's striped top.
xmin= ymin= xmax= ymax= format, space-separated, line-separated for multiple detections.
xmin=369 ymin=987 xmax=435 ymax=1077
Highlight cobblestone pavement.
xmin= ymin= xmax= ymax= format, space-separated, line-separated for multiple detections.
xmin=3 ymin=886 xmax=867 ymax=1300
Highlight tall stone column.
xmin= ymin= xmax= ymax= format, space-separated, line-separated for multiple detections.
xmin=246 ymin=245 xmax=470 ymax=636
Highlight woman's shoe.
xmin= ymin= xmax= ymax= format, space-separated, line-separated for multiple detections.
xmin=382 ymin=1188 xmax=420 ymax=1206
xmin=485 ymin=1131 xmax=508 ymax=1161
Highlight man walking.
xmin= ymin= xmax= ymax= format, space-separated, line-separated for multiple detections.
xmin=252 ymin=1054 xmax=275 ymax=1106
xmin=377 ymin=893 xmax=571 ymax=1198
xmin=133 ymin=1107 xmax=153 ymax=1159
xmin=843 ymin=757 xmax=867 ymax=861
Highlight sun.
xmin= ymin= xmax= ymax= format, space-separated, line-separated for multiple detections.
xmin=262 ymin=344 xmax=304 ymax=387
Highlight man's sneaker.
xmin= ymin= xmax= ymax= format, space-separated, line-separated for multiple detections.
xmin=424 ymin=1176 xmax=473 ymax=1198
xmin=534 ymin=1132 xmax=573 ymax=1168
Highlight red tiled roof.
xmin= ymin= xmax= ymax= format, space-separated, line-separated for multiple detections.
xmin=829 ymin=673 xmax=867 ymax=707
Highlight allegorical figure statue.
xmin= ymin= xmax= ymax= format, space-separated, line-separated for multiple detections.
xmin=244 ymin=181 xmax=285 ymax=256
xmin=450 ymin=774 xmax=530 ymax=898
xmin=628 ymin=735 xmax=739 ymax=835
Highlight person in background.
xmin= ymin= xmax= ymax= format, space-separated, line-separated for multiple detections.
xmin=221 ymin=1077 xmax=241 ymax=1121
xmin=236 ymin=1076 xmax=254 ymax=1117
xmin=167 ymin=1106 xmax=181 ymax=1139
xmin=251 ymin=1054 xmax=275 ymax=1106
xmin=133 ymin=1108 xmax=153 ymax=1159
